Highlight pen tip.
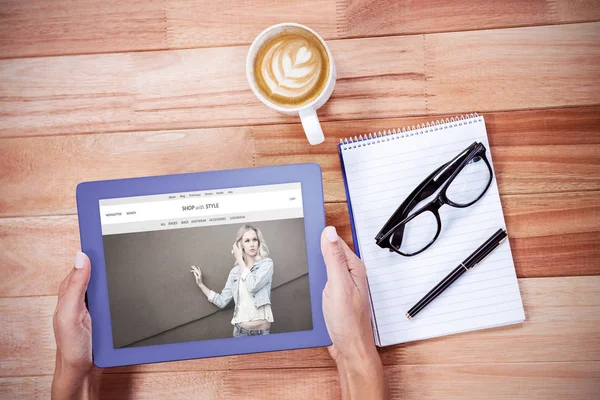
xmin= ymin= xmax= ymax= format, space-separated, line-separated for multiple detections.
xmin=405 ymin=312 xmax=412 ymax=320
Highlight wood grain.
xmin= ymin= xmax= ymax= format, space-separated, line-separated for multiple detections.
xmin=425 ymin=23 xmax=600 ymax=113
xmin=506 ymin=231 xmax=600 ymax=278
xmin=2 ymin=0 xmax=600 ymax=59
xmin=2 ymin=196 xmax=599 ymax=298
xmin=0 ymin=0 xmax=167 ymax=58
xmin=343 ymin=0 xmax=600 ymax=38
xmin=0 ymin=34 xmax=420 ymax=136
xmin=253 ymin=108 xmax=600 ymax=202
xmin=1 ymin=0 xmax=598 ymax=396
xmin=1 ymin=107 xmax=598 ymax=217
xmin=2 ymin=23 xmax=599 ymax=137
xmin=0 ymin=127 xmax=254 ymax=217
xmin=329 ymin=200 xmax=600 ymax=276
xmin=252 ymin=107 xmax=600 ymax=203
xmin=165 ymin=0 xmax=339 ymax=50
xmin=2 ymin=362 xmax=599 ymax=399
xmin=1 ymin=274 xmax=599 ymax=376
xmin=503 ymin=192 xmax=600 ymax=237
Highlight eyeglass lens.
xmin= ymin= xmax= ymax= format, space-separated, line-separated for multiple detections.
xmin=390 ymin=210 xmax=438 ymax=254
xmin=389 ymin=154 xmax=491 ymax=254
xmin=445 ymin=156 xmax=490 ymax=206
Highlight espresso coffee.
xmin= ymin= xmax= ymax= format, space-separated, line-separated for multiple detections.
xmin=253 ymin=27 xmax=330 ymax=108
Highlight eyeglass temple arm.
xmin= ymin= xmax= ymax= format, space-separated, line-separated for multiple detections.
xmin=427 ymin=144 xmax=479 ymax=190
xmin=374 ymin=161 xmax=448 ymax=242
xmin=398 ymin=143 xmax=479 ymax=216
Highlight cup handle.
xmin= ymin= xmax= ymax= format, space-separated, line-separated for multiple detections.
xmin=299 ymin=108 xmax=325 ymax=145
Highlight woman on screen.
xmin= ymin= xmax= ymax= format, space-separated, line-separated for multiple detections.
xmin=190 ymin=224 xmax=274 ymax=337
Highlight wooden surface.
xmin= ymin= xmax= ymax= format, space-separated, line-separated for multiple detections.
xmin=0 ymin=0 xmax=599 ymax=399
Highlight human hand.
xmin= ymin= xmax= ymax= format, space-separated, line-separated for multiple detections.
xmin=52 ymin=252 xmax=98 ymax=399
xmin=321 ymin=226 xmax=386 ymax=400
xmin=320 ymin=226 xmax=377 ymax=364
xmin=190 ymin=265 xmax=203 ymax=286
xmin=231 ymin=242 xmax=244 ymax=266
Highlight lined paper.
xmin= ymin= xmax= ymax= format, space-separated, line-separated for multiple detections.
xmin=340 ymin=116 xmax=525 ymax=346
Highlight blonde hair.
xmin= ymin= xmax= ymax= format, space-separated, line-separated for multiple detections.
xmin=235 ymin=224 xmax=269 ymax=261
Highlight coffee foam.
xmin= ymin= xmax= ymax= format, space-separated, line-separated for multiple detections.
xmin=253 ymin=28 xmax=329 ymax=108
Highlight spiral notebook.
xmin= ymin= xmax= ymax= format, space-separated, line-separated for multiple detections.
xmin=338 ymin=114 xmax=525 ymax=347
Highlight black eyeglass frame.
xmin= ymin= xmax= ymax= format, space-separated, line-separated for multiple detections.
xmin=374 ymin=141 xmax=494 ymax=256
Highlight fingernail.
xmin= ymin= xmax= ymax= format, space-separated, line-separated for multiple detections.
xmin=325 ymin=226 xmax=338 ymax=243
xmin=75 ymin=252 xmax=86 ymax=269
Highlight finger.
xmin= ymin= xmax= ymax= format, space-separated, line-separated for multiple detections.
xmin=320 ymin=226 xmax=351 ymax=285
xmin=338 ymin=238 xmax=367 ymax=276
xmin=62 ymin=252 xmax=91 ymax=313
xmin=337 ymin=238 xmax=368 ymax=290
xmin=58 ymin=268 xmax=74 ymax=299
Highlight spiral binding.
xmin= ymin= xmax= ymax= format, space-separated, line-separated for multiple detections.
xmin=339 ymin=113 xmax=482 ymax=150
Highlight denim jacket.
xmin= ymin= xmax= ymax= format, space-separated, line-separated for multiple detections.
xmin=209 ymin=257 xmax=274 ymax=310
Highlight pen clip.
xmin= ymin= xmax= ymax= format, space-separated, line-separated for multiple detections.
xmin=473 ymin=234 xmax=508 ymax=268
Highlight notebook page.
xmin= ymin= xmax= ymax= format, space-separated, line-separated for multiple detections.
xmin=341 ymin=117 xmax=525 ymax=346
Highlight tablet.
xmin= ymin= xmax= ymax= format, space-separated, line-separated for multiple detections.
xmin=76 ymin=163 xmax=330 ymax=367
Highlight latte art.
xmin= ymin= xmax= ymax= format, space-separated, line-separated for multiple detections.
xmin=254 ymin=29 xmax=330 ymax=107
xmin=262 ymin=38 xmax=322 ymax=98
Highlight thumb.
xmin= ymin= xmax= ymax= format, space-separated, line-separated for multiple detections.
xmin=320 ymin=226 xmax=351 ymax=285
xmin=62 ymin=252 xmax=91 ymax=311
xmin=337 ymin=238 xmax=369 ymax=290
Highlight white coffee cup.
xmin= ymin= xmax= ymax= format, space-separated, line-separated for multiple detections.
xmin=246 ymin=23 xmax=336 ymax=145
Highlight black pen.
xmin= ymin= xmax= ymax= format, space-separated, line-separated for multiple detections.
xmin=406 ymin=228 xmax=508 ymax=320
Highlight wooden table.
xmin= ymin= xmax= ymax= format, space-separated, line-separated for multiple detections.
xmin=1 ymin=1 xmax=599 ymax=398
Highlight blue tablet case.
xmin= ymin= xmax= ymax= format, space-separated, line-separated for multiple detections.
xmin=77 ymin=163 xmax=331 ymax=367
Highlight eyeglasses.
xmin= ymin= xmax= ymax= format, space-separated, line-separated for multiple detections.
xmin=375 ymin=142 xmax=493 ymax=256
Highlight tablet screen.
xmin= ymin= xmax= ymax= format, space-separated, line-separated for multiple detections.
xmin=98 ymin=183 xmax=313 ymax=348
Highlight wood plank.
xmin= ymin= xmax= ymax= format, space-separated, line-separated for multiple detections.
xmin=0 ymin=0 xmax=167 ymax=58
xmin=1 ymin=198 xmax=599 ymax=298
xmin=2 ymin=23 xmax=599 ymax=137
xmin=253 ymin=110 xmax=600 ymax=202
xmin=165 ymin=0 xmax=340 ymax=50
xmin=0 ymin=216 xmax=81 ymax=297
xmin=343 ymin=0 xmax=600 ymax=38
xmin=0 ymin=53 xmax=138 ymax=136
xmin=1 ymin=363 xmax=599 ymax=400
xmin=503 ymin=192 xmax=600 ymax=237
xmin=0 ymin=127 xmax=254 ymax=217
xmin=1 ymin=276 xmax=599 ymax=377
xmin=253 ymin=106 xmax=600 ymax=149
xmin=255 ymin=141 xmax=600 ymax=202
xmin=426 ymin=23 xmax=600 ymax=113
xmin=1 ymin=107 xmax=598 ymax=217
xmin=330 ymin=199 xmax=600 ymax=275
xmin=494 ymin=231 xmax=600 ymax=279
xmin=3 ymin=1 xmax=600 ymax=59
xmin=0 ymin=25 xmax=424 ymax=137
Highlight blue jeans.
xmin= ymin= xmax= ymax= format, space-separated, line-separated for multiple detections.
xmin=233 ymin=323 xmax=270 ymax=337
